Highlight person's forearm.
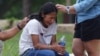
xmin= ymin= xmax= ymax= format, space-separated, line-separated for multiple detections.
xmin=34 ymin=43 xmax=53 ymax=50
xmin=56 ymin=4 xmax=76 ymax=14
xmin=0 ymin=26 xmax=20 ymax=41
xmin=0 ymin=17 xmax=28 ymax=41
xmin=34 ymin=42 xmax=59 ymax=50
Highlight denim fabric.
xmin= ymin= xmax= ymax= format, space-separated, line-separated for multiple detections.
xmin=73 ymin=0 xmax=100 ymax=23
xmin=21 ymin=49 xmax=69 ymax=56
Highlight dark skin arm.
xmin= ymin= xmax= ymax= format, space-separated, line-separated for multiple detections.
xmin=0 ymin=17 xmax=29 ymax=41
xmin=50 ymin=35 xmax=66 ymax=55
xmin=32 ymin=34 xmax=65 ymax=54
xmin=56 ymin=4 xmax=76 ymax=14
xmin=0 ymin=26 xmax=20 ymax=41
xmin=32 ymin=34 xmax=53 ymax=49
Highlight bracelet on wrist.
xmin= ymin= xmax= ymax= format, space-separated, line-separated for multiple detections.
xmin=66 ymin=6 xmax=70 ymax=14
xmin=17 ymin=23 xmax=22 ymax=30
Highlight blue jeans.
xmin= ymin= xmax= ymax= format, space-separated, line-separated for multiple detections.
xmin=21 ymin=49 xmax=69 ymax=56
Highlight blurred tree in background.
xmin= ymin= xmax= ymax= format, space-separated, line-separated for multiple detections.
xmin=22 ymin=0 xmax=32 ymax=17
xmin=0 ymin=0 xmax=75 ymax=23
xmin=0 ymin=0 xmax=21 ymax=19
xmin=0 ymin=0 xmax=65 ymax=19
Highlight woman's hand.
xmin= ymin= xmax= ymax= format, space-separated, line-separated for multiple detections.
xmin=51 ymin=44 xmax=66 ymax=55
xmin=56 ymin=4 xmax=76 ymax=14
xmin=56 ymin=4 xmax=67 ymax=13
xmin=18 ymin=17 xmax=29 ymax=29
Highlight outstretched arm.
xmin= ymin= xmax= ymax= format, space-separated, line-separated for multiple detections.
xmin=56 ymin=0 xmax=97 ymax=14
xmin=0 ymin=17 xmax=29 ymax=41
xmin=56 ymin=4 xmax=76 ymax=14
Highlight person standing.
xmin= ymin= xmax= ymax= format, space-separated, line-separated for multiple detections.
xmin=56 ymin=0 xmax=100 ymax=56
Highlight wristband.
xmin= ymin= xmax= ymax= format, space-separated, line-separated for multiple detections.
xmin=17 ymin=23 xmax=22 ymax=30
xmin=66 ymin=6 xmax=70 ymax=14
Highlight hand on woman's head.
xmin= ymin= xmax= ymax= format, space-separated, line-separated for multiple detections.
xmin=18 ymin=17 xmax=29 ymax=29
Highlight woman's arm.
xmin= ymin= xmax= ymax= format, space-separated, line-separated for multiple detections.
xmin=32 ymin=34 xmax=65 ymax=54
xmin=0 ymin=17 xmax=29 ymax=41
xmin=50 ymin=35 xmax=57 ymax=45
xmin=0 ymin=26 xmax=20 ymax=41
xmin=56 ymin=4 xmax=76 ymax=14
xmin=31 ymin=34 xmax=53 ymax=49
xmin=31 ymin=34 xmax=61 ymax=50
xmin=50 ymin=35 xmax=66 ymax=54
xmin=56 ymin=0 xmax=98 ymax=14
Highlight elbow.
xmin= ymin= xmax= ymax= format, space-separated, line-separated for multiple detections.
xmin=0 ymin=34 xmax=7 ymax=41
xmin=0 ymin=36 xmax=6 ymax=41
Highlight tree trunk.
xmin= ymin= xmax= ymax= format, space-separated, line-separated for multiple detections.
xmin=63 ymin=0 xmax=75 ymax=23
xmin=66 ymin=0 xmax=71 ymax=5
xmin=22 ymin=0 xmax=32 ymax=17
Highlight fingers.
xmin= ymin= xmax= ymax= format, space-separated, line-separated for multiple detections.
xmin=56 ymin=4 xmax=61 ymax=8
xmin=51 ymin=44 xmax=66 ymax=55
xmin=56 ymin=4 xmax=62 ymax=9
xmin=23 ymin=17 xmax=30 ymax=23
xmin=58 ymin=49 xmax=66 ymax=55
xmin=51 ymin=44 xmax=66 ymax=52
xmin=57 ymin=45 xmax=66 ymax=55
xmin=19 ymin=17 xmax=29 ymax=29
xmin=56 ymin=4 xmax=66 ymax=13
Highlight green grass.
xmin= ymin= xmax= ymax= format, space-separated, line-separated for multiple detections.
xmin=56 ymin=32 xmax=73 ymax=53
xmin=2 ymin=32 xmax=73 ymax=56
xmin=2 ymin=32 xmax=21 ymax=56
xmin=57 ymin=12 xmax=63 ymax=23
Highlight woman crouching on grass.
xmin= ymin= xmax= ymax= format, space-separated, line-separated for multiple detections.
xmin=19 ymin=2 xmax=69 ymax=56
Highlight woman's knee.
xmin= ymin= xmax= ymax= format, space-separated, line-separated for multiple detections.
xmin=83 ymin=40 xmax=100 ymax=56
xmin=37 ymin=50 xmax=55 ymax=56
xmin=72 ymin=47 xmax=84 ymax=56
xmin=72 ymin=38 xmax=85 ymax=56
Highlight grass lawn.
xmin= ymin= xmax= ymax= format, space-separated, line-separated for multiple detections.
xmin=2 ymin=32 xmax=73 ymax=56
